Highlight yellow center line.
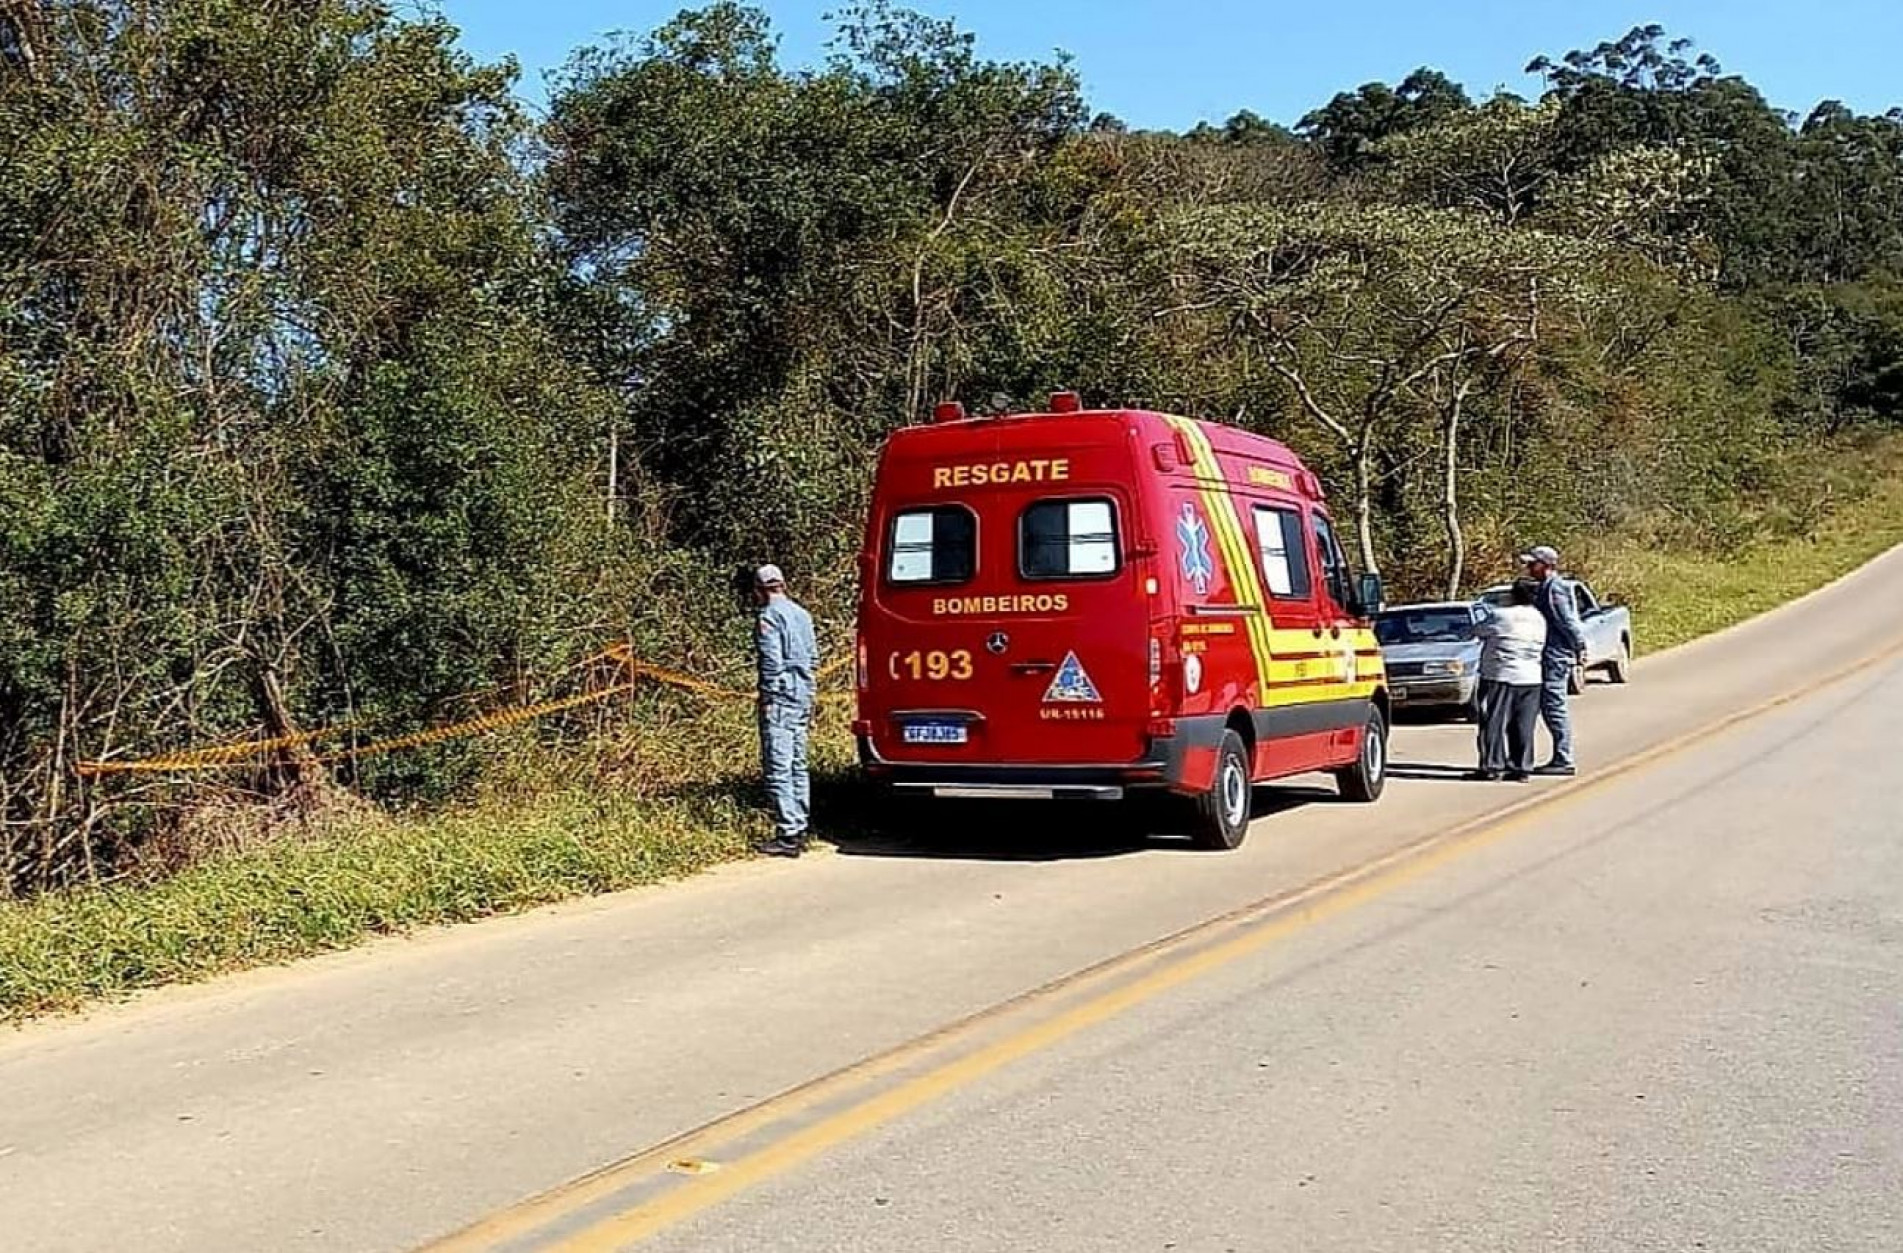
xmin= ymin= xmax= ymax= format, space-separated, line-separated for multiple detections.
xmin=423 ymin=635 xmax=1903 ymax=1253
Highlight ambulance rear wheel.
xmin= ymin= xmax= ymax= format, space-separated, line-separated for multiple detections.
xmin=1335 ymin=707 xmax=1388 ymax=803
xmin=1192 ymin=730 xmax=1253 ymax=851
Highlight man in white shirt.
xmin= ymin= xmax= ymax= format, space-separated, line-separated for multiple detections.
xmin=1469 ymin=577 xmax=1549 ymax=781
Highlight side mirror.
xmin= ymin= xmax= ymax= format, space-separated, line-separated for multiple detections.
xmin=1353 ymin=572 xmax=1385 ymax=617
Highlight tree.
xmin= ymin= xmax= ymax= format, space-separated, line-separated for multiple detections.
xmin=1785 ymin=105 xmax=1903 ymax=283
xmin=1543 ymin=142 xmax=1720 ymax=280
xmin=547 ymin=3 xmax=896 ymax=561
xmin=1759 ymin=283 xmax=1903 ymax=431
xmin=0 ymin=0 xmax=619 ymax=889
xmin=1220 ymin=109 xmax=1296 ymax=146
xmin=1296 ymin=68 xmax=1471 ymax=174
xmin=1526 ymin=24 xmax=1721 ymax=95
xmin=1522 ymin=24 xmax=1901 ymax=288
xmin=545 ymin=1 xmax=1086 ymax=574
xmin=1378 ymin=97 xmax=1563 ymax=224
xmin=1167 ymin=203 xmax=1598 ymax=589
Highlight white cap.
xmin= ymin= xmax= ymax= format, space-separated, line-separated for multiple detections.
xmin=755 ymin=564 xmax=786 ymax=588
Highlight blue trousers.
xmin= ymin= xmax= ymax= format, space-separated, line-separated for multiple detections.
xmin=759 ymin=700 xmax=813 ymax=841
xmin=1540 ymin=655 xmax=1576 ymax=767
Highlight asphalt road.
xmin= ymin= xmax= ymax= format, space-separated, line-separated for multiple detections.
xmin=4 ymin=547 xmax=1902 ymax=1253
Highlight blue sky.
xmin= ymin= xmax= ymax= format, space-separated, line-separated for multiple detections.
xmin=443 ymin=1 xmax=1903 ymax=126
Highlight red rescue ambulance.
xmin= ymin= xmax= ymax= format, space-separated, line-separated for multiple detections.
xmin=853 ymin=393 xmax=1390 ymax=849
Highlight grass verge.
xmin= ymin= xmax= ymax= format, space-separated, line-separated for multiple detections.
xmin=1590 ymin=439 xmax=1903 ymax=653
xmin=0 ymin=783 xmax=761 ymax=1022
xmin=0 ymin=701 xmax=860 ymax=1024
xmin=6 ymin=449 xmax=1903 ymax=1024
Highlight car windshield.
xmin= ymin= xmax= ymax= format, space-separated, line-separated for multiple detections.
xmin=1374 ymin=609 xmax=1475 ymax=645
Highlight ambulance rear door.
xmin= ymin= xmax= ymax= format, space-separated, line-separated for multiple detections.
xmin=863 ymin=424 xmax=1155 ymax=768
xmin=975 ymin=485 xmax=1155 ymax=765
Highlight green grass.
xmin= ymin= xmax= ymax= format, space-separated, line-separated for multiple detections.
xmin=0 ymin=784 xmax=764 ymax=1022
xmin=0 ymin=697 xmax=867 ymax=1023
xmin=1589 ymin=445 xmax=1903 ymax=654
xmin=7 ymin=454 xmax=1903 ymax=1023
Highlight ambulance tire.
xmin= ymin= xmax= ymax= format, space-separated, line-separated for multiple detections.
xmin=1191 ymin=730 xmax=1253 ymax=851
xmin=1335 ymin=707 xmax=1388 ymax=803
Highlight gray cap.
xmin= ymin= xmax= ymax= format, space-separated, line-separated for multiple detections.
xmin=755 ymin=563 xmax=786 ymax=588
xmin=1519 ymin=545 xmax=1561 ymax=567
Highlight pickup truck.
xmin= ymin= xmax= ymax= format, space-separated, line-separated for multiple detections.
xmin=1480 ymin=579 xmax=1633 ymax=694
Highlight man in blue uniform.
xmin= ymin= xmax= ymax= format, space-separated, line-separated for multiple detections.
xmin=753 ymin=564 xmax=819 ymax=857
xmin=1522 ymin=545 xmax=1588 ymax=777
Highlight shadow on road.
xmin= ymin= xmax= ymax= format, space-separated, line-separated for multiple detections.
xmin=1391 ymin=705 xmax=1472 ymax=727
xmin=1386 ymin=760 xmax=1479 ymax=782
xmin=820 ymin=781 xmax=1341 ymax=862
xmin=666 ymin=766 xmax=1351 ymax=862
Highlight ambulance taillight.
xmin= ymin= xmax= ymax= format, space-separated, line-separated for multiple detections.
xmin=856 ymin=635 xmax=869 ymax=691
xmin=1148 ymin=633 xmax=1178 ymax=717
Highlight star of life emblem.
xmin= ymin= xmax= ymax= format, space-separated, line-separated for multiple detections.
xmin=1177 ymin=503 xmax=1214 ymax=596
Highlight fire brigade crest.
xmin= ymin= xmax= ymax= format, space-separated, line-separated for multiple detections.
xmin=1177 ymin=503 xmax=1214 ymax=595
xmin=1043 ymin=651 xmax=1103 ymax=704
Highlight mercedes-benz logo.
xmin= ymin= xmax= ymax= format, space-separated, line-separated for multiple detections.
xmin=986 ymin=631 xmax=1010 ymax=655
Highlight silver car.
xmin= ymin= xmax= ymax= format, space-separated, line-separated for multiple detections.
xmin=1373 ymin=602 xmax=1483 ymax=717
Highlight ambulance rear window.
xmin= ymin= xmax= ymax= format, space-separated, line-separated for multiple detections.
xmin=1019 ymin=498 xmax=1120 ymax=580
xmin=886 ymin=506 xmax=977 ymax=585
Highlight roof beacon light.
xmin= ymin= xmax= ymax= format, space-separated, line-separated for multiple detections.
xmin=931 ymin=401 xmax=967 ymax=424
xmin=1049 ymin=390 xmax=1083 ymax=414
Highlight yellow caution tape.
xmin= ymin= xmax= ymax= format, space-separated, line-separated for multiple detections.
xmin=312 ymin=682 xmax=641 ymax=765
xmin=76 ymin=643 xmax=857 ymax=778
xmin=75 ymin=725 xmax=360 ymax=777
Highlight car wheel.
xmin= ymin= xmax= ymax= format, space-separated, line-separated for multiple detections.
xmin=1191 ymin=730 xmax=1252 ymax=851
xmin=1608 ymin=638 xmax=1632 ymax=685
xmin=1335 ymin=707 xmax=1388 ymax=803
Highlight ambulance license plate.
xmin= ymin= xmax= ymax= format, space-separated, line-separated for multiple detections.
xmin=903 ymin=722 xmax=967 ymax=746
